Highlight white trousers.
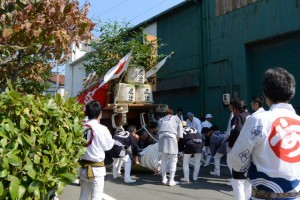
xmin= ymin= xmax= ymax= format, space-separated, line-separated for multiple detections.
xmin=213 ymin=152 xmax=224 ymax=174
xmin=79 ymin=175 xmax=104 ymax=200
xmin=183 ymin=153 xmax=202 ymax=181
xmin=204 ymin=146 xmax=212 ymax=165
xmin=226 ymin=152 xmax=232 ymax=175
xmin=231 ymin=179 xmax=252 ymax=200
xmin=112 ymin=154 xmax=132 ymax=180
xmin=161 ymin=153 xmax=177 ymax=182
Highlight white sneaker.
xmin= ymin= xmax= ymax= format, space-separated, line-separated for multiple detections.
xmin=72 ymin=179 xmax=80 ymax=185
xmin=124 ymin=178 xmax=136 ymax=183
xmin=226 ymin=178 xmax=232 ymax=185
xmin=180 ymin=178 xmax=190 ymax=182
xmin=203 ymin=163 xmax=209 ymax=167
xmin=169 ymin=181 xmax=179 ymax=186
xmin=113 ymin=173 xmax=121 ymax=179
xmin=193 ymin=177 xmax=198 ymax=181
xmin=210 ymin=171 xmax=220 ymax=176
xmin=162 ymin=179 xmax=168 ymax=185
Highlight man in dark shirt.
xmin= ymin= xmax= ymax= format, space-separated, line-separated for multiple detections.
xmin=227 ymin=98 xmax=251 ymax=200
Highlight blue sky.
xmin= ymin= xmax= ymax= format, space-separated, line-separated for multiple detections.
xmin=55 ymin=0 xmax=185 ymax=74
xmin=78 ymin=0 xmax=185 ymax=26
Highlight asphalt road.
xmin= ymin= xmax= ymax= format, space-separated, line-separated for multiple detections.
xmin=59 ymin=162 xmax=234 ymax=200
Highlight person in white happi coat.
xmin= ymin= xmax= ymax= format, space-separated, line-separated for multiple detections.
xmin=186 ymin=112 xmax=202 ymax=135
xmin=109 ymin=127 xmax=138 ymax=184
xmin=228 ymin=67 xmax=300 ymax=200
xmin=158 ymin=109 xmax=184 ymax=186
xmin=178 ymin=121 xmax=203 ymax=182
xmin=78 ymin=101 xmax=115 ymax=200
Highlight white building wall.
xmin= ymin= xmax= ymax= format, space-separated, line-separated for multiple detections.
xmin=144 ymin=22 xmax=157 ymax=37
xmin=65 ymin=43 xmax=89 ymax=98
xmin=45 ymin=82 xmax=64 ymax=96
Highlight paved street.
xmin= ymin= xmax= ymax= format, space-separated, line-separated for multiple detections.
xmin=59 ymin=161 xmax=234 ymax=200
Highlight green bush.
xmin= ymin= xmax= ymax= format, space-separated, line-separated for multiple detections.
xmin=0 ymin=82 xmax=86 ymax=200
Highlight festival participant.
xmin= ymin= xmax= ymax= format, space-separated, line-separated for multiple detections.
xmin=186 ymin=112 xmax=202 ymax=134
xmin=201 ymin=113 xmax=213 ymax=128
xmin=178 ymin=121 xmax=203 ymax=182
xmin=250 ymin=95 xmax=265 ymax=114
xmin=227 ymin=98 xmax=251 ymax=200
xmin=158 ymin=108 xmax=184 ymax=186
xmin=229 ymin=67 xmax=300 ymax=200
xmin=78 ymin=101 xmax=115 ymax=200
xmin=110 ymin=127 xmax=138 ymax=183
xmin=209 ymin=125 xmax=226 ymax=176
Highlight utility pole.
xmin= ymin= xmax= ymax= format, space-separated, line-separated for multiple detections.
xmin=56 ymin=60 xmax=59 ymax=93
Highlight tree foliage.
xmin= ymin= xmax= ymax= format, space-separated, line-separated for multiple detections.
xmin=84 ymin=20 xmax=166 ymax=76
xmin=0 ymin=0 xmax=94 ymax=93
xmin=0 ymin=81 xmax=86 ymax=199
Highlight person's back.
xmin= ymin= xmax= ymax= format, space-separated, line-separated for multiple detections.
xmin=179 ymin=126 xmax=203 ymax=154
xmin=229 ymin=67 xmax=300 ymax=200
xmin=179 ymin=123 xmax=203 ymax=182
xmin=79 ymin=100 xmax=115 ymax=200
xmin=110 ymin=129 xmax=137 ymax=183
xmin=210 ymin=130 xmax=226 ymax=156
xmin=82 ymin=120 xmax=113 ymax=162
xmin=158 ymin=109 xmax=183 ymax=186
xmin=159 ymin=115 xmax=183 ymax=138
xmin=245 ymin=105 xmax=300 ymax=174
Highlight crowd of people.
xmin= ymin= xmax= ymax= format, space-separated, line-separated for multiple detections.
xmin=77 ymin=67 xmax=300 ymax=200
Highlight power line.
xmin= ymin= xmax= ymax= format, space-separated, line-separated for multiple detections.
xmin=129 ymin=0 xmax=167 ymax=23
xmin=98 ymin=0 xmax=130 ymax=17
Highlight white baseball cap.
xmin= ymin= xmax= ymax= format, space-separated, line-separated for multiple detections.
xmin=205 ymin=113 xmax=213 ymax=118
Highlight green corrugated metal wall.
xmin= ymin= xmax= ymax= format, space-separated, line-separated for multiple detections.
xmin=154 ymin=2 xmax=203 ymax=117
xmin=204 ymin=0 xmax=300 ymax=129
xmin=149 ymin=0 xmax=300 ymax=129
xmin=247 ymin=33 xmax=300 ymax=114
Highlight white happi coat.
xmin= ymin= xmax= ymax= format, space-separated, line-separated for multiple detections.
xmin=80 ymin=119 xmax=115 ymax=176
xmin=187 ymin=116 xmax=202 ymax=134
xmin=158 ymin=115 xmax=184 ymax=154
xmin=228 ymin=103 xmax=300 ymax=194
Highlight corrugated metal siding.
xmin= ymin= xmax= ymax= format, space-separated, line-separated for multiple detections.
xmin=205 ymin=0 xmax=300 ymax=129
xmin=154 ymin=88 xmax=201 ymax=118
xmin=157 ymin=3 xmax=202 ymax=80
xmin=153 ymin=2 xmax=203 ymax=116
xmin=247 ymin=33 xmax=300 ymax=114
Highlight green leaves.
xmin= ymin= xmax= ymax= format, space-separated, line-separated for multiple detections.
xmin=0 ymin=0 xmax=94 ymax=93
xmin=9 ymin=176 xmax=20 ymax=199
xmin=84 ymin=20 xmax=166 ymax=76
xmin=0 ymin=86 xmax=85 ymax=198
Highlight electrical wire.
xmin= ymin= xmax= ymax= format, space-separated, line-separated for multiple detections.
xmin=98 ymin=0 xmax=130 ymax=17
xmin=129 ymin=0 xmax=167 ymax=23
